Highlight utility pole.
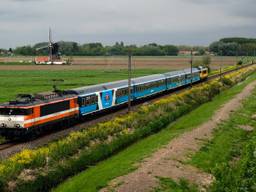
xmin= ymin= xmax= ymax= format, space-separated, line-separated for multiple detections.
xmin=128 ymin=50 xmax=132 ymax=112
xmin=219 ymin=50 xmax=222 ymax=80
xmin=236 ymin=48 xmax=238 ymax=70
xmin=190 ymin=49 xmax=193 ymax=87
xmin=254 ymin=49 xmax=256 ymax=64
xmin=49 ymin=28 xmax=53 ymax=64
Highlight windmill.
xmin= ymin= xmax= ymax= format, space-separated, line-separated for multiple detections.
xmin=35 ymin=28 xmax=66 ymax=65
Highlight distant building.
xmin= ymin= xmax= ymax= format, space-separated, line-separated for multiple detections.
xmin=179 ymin=50 xmax=199 ymax=56
xmin=35 ymin=56 xmax=50 ymax=64
xmin=34 ymin=56 xmax=67 ymax=65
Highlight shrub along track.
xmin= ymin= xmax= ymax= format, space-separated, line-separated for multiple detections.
xmin=100 ymin=78 xmax=256 ymax=192
xmin=0 ymin=64 xmax=254 ymax=160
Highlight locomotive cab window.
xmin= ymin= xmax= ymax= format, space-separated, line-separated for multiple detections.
xmin=0 ymin=108 xmax=33 ymax=115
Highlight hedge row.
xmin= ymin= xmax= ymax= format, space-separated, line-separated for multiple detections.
xmin=0 ymin=65 xmax=255 ymax=192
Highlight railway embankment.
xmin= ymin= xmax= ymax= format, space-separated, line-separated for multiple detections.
xmin=0 ymin=66 xmax=255 ymax=192
xmin=98 ymin=75 xmax=256 ymax=192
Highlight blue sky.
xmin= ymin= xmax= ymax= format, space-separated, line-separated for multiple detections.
xmin=0 ymin=0 xmax=255 ymax=48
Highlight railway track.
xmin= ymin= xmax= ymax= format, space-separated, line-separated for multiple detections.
xmin=0 ymin=142 xmax=17 ymax=151
xmin=0 ymin=63 xmax=254 ymax=160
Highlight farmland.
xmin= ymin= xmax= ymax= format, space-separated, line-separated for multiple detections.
xmin=0 ymin=56 xmax=239 ymax=70
xmin=0 ymin=55 xmax=242 ymax=103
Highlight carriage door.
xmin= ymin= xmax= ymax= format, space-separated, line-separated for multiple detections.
xmin=101 ymin=90 xmax=113 ymax=109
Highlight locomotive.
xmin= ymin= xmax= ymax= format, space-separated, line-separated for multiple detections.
xmin=0 ymin=67 xmax=208 ymax=136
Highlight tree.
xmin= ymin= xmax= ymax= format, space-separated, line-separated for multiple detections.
xmin=14 ymin=46 xmax=35 ymax=55
xmin=202 ymin=55 xmax=211 ymax=69
xmin=198 ymin=48 xmax=206 ymax=55
xmin=210 ymin=37 xmax=256 ymax=56
xmin=162 ymin=45 xmax=179 ymax=56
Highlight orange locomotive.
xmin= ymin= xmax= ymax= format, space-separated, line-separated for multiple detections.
xmin=0 ymin=92 xmax=79 ymax=136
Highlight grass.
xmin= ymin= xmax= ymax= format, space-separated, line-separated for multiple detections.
xmin=0 ymin=136 xmax=6 ymax=144
xmin=154 ymin=177 xmax=198 ymax=192
xmin=53 ymin=72 xmax=256 ymax=192
xmin=189 ymin=123 xmax=249 ymax=173
xmin=0 ymin=69 xmax=166 ymax=103
xmin=190 ymin=89 xmax=256 ymax=173
xmin=189 ymin=89 xmax=256 ymax=191
xmin=0 ymin=62 xmax=33 ymax=65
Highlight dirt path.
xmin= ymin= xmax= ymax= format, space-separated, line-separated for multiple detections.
xmin=100 ymin=80 xmax=256 ymax=192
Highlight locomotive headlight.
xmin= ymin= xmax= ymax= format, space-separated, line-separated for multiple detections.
xmin=1 ymin=123 xmax=6 ymax=128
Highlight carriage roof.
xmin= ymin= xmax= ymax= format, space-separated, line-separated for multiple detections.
xmin=70 ymin=79 xmax=128 ymax=95
xmin=69 ymin=68 xmax=201 ymax=96
xmin=132 ymin=74 xmax=166 ymax=85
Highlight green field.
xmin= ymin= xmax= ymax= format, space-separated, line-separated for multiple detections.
xmin=53 ymin=72 xmax=256 ymax=192
xmin=0 ymin=69 xmax=166 ymax=103
xmin=0 ymin=62 xmax=33 ymax=65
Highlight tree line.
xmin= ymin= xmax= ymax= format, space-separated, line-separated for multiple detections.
xmin=10 ymin=42 xmax=180 ymax=56
xmin=2 ymin=37 xmax=256 ymax=57
xmin=209 ymin=37 xmax=256 ymax=56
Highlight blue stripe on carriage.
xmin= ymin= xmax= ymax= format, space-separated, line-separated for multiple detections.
xmin=134 ymin=85 xmax=166 ymax=98
xmin=185 ymin=76 xmax=200 ymax=84
xmin=167 ymin=80 xmax=186 ymax=89
xmin=116 ymin=95 xmax=129 ymax=104
xmin=79 ymin=104 xmax=98 ymax=115
xmin=193 ymin=76 xmax=200 ymax=82
xmin=167 ymin=76 xmax=200 ymax=89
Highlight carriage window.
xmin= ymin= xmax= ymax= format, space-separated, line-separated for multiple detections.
xmin=116 ymin=88 xmax=129 ymax=97
xmin=0 ymin=108 xmax=33 ymax=115
xmin=186 ymin=74 xmax=192 ymax=79
xmin=193 ymin=73 xmax=199 ymax=78
xmin=81 ymin=95 xmax=98 ymax=106
xmin=136 ymin=80 xmax=164 ymax=92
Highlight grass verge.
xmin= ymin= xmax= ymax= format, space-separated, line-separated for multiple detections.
xmin=190 ymin=89 xmax=256 ymax=192
xmin=53 ymin=73 xmax=256 ymax=192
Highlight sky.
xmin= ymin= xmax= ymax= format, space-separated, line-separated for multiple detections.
xmin=0 ymin=0 xmax=255 ymax=48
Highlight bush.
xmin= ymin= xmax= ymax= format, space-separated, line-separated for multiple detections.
xmin=237 ymin=60 xmax=243 ymax=65
xmin=211 ymin=136 xmax=256 ymax=192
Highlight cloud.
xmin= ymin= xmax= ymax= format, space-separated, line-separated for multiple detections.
xmin=0 ymin=0 xmax=255 ymax=48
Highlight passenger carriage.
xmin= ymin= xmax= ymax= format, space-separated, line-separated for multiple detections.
xmin=165 ymin=70 xmax=186 ymax=89
xmin=132 ymin=74 xmax=167 ymax=99
xmin=69 ymin=80 xmax=131 ymax=116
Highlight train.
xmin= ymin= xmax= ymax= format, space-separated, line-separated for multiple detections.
xmin=0 ymin=67 xmax=208 ymax=136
